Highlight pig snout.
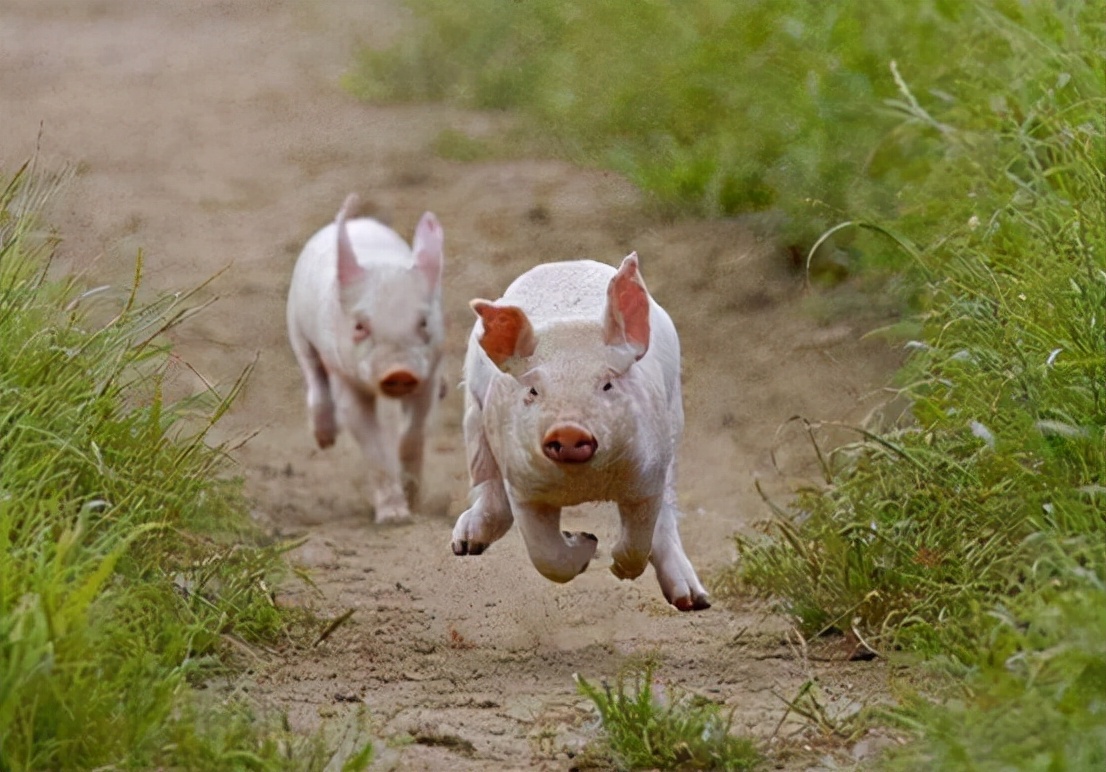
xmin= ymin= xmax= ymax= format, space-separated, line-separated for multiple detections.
xmin=542 ymin=423 xmax=598 ymax=464
xmin=379 ymin=368 xmax=421 ymax=398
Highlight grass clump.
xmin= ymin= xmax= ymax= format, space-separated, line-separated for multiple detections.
xmin=883 ymin=571 xmax=1106 ymax=770
xmin=0 ymin=163 xmax=360 ymax=771
xmin=575 ymin=662 xmax=760 ymax=771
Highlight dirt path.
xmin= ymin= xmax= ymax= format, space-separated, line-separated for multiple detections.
xmin=2 ymin=1 xmax=902 ymax=768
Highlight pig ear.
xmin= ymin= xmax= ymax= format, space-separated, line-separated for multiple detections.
xmin=602 ymin=252 xmax=650 ymax=363
xmin=470 ymin=300 xmax=537 ymax=371
xmin=412 ymin=211 xmax=444 ymax=293
xmin=336 ymin=193 xmax=365 ymax=287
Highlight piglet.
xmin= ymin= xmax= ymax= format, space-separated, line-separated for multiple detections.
xmin=451 ymin=254 xmax=710 ymax=610
xmin=286 ymin=194 xmax=445 ymax=523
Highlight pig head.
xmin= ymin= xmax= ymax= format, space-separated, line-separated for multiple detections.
xmin=451 ymin=254 xmax=710 ymax=611
xmin=286 ymin=194 xmax=445 ymax=523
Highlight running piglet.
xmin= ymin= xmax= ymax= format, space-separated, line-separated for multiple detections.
xmin=451 ymin=254 xmax=710 ymax=610
xmin=286 ymin=194 xmax=445 ymax=523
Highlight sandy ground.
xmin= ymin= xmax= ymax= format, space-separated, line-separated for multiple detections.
xmin=2 ymin=1 xmax=904 ymax=768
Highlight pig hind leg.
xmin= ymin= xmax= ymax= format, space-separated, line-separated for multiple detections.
xmin=649 ymin=463 xmax=710 ymax=610
xmin=291 ymin=335 xmax=337 ymax=449
xmin=451 ymin=397 xmax=514 ymax=555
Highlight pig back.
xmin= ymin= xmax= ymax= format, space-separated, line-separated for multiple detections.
xmin=500 ymin=260 xmax=679 ymax=359
xmin=500 ymin=260 xmax=616 ymax=326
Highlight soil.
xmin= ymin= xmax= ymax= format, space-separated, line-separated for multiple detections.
xmin=2 ymin=1 xmax=904 ymax=769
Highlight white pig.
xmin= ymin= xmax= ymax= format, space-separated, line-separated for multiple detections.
xmin=286 ymin=194 xmax=445 ymax=523
xmin=451 ymin=253 xmax=710 ymax=610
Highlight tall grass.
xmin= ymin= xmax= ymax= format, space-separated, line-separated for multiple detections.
xmin=724 ymin=4 xmax=1106 ymax=766
xmin=347 ymin=0 xmax=1081 ymax=256
xmin=730 ymin=0 xmax=1104 ymax=651
xmin=0 ymin=163 xmax=361 ymax=771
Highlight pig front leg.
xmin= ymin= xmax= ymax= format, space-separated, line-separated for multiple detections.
xmin=333 ymin=379 xmax=410 ymax=524
xmin=509 ymin=490 xmax=598 ymax=583
xmin=290 ymin=336 xmax=337 ymax=448
xmin=451 ymin=397 xmax=514 ymax=555
xmin=399 ymin=375 xmax=438 ymax=510
xmin=611 ymin=495 xmax=662 ymax=582
xmin=649 ymin=472 xmax=710 ymax=610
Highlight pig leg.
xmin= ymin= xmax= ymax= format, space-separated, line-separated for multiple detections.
xmin=333 ymin=379 xmax=410 ymax=523
xmin=649 ymin=467 xmax=710 ymax=610
xmin=510 ymin=493 xmax=598 ymax=583
xmin=451 ymin=397 xmax=514 ymax=555
xmin=290 ymin=335 xmax=337 ymax=448
xmin=399 ymin=378 xmax=437 ymax=510
xmin=610 ymin=496 xmax=662 ymax=582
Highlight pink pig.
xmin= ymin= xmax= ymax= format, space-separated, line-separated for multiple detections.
xmin=286 ymin=194 xmax=445 ymax=523
xmin=451 ymin=254 xmax=710 ymax=610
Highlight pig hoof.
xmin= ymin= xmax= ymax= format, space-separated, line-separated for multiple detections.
xmin=562 ymin=530 xmax=598 ymax=543
xmin=374 ymin=507 xmax=412 ymax=525
xmin=452 ymin=540 xmax=488 ymax=556
xmin=610 ymin=563 xmax=636 ymax=581
xmin=314 ymin=430 xmax=336 ymax=449
xmin=671 ymin=593 xmax=712 ymax=612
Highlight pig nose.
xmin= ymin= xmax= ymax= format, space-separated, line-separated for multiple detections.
xmin=379 ymin=369 xmax=420 ymax=398
xmin=542 ymin=423 xmax=598 ymax=464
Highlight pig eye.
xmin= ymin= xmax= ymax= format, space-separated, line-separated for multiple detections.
xmin=602 ymin=382 xmax=613 ymax=392
xmin=528 ymin=387 xmax=539 ymax=398
xmin=353 ymin=320 xmax=371 ymax=341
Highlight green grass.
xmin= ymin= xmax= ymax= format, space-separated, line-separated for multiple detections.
xmin=721 ymin=3 xmax=1106 ymax=767
xmin=575 ymin=662 xmax=760 ymax=771
xmin=347 ymin=0 xmax=1099 ymax=259
xmin=724 ymin=2 xmax=1105 ymax=650
xmin=0 ymin=162 xmax=371 ymax=771
xmin=882 ymin=574 xmax=1106 ymax=770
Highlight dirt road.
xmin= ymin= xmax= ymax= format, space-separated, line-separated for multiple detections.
xmin=2 ymin=1 xmax=901 ymax=768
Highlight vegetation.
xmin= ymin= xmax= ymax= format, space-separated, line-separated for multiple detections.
xmin=575 ymin=662 xmax=760 ymax=771
xmin=353 ymin=0 xmax=1105 ymax=766
xmin=349 ymin=0 xmax=1044 ymax=254
xmin=0 ymin=163 xmax=370 ymax=771
xmin=727 ymin=1 xmax=1104 ymax=755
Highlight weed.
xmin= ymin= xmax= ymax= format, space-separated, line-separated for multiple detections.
xmin=575 ymin=662 xmax=760 ymax=771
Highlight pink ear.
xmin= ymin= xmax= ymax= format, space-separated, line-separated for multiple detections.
xmin=412 ymin=211 xmax=444 ymax=292
xmin=336 ymin=193 xmax=365 ymax=287
xmin=603 ymin=252 xmax=650 ymax=360
xmin=470 ymin=300 xmax=537 ymax=368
